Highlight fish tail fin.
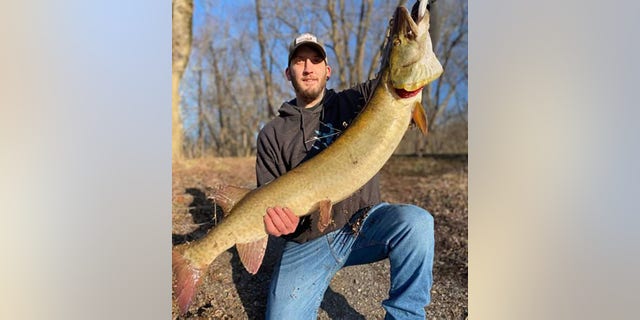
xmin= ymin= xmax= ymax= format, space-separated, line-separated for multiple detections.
xmin=172 ymin=249 xmax=204 ymax=315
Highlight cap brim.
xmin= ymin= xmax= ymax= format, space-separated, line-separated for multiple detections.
xmin=289 ymin=42 xmax=327 ymax=62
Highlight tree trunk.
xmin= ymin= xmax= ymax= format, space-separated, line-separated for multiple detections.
xmin=172 ymin=0 xmax=193 ymax=161
xmin=326 ymin=0 xmax=348 ymax=89
xmin=255 ymin=0 xmax=277 ymax=118
xmin=354 ymin=0 xmax=373 ymax=82
xmin=196 ymin=67 xmax=205 ymax=156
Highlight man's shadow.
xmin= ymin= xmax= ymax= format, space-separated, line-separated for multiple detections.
xmin=172 ymin=187 xmax=364 ymax=319
xmin=320 ymin=287 xmax=366 ymax=319
xmin=172 ymin=188 xmax=224 ymax=245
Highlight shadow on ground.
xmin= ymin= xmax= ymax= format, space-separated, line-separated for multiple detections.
xmin=172 ymin=187 xmax=223 ymax=245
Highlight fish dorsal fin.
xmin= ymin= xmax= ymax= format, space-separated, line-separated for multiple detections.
xmin=211 ymin=185 xmax=252 ymax=214
xmin=317 ymin=199 xmax=333 ymax=232
xmin=236 ymin=236 xmax=268 ymax=274
xmin=412 ymin=101 xmax=429 ymax=135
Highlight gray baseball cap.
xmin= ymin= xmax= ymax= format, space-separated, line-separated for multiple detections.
xmin=288 ymin=33 xmax=327 ymax=64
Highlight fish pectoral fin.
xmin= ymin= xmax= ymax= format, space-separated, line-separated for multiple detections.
xmin=317 ymin=199 xmax=333 ymax=232
xmin=211 ymin=185 xmax=253 ymax=215
xmin=411 ymin=101 xmax=429 ymax=135
xmin=236 ymin=236 xmax=268 ymax=275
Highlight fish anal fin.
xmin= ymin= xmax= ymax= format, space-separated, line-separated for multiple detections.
xmin=211 ymin=185 xmax=252 ymax=215
xmin=317 ymin=199 xmax=333 ymax=232
xmin=412 ymin=101 xmax=428 ymax=135
xmin=236 ymin=236 xmax=268 ymax=275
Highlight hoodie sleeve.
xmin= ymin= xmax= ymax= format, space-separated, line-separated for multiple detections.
xmin=342 ymin=78 xmax=380 ymax=112
xmin=356 ymin=78 xmax=380 ymax=101
xmin=255 ymin=126 xmax=280 ymax=187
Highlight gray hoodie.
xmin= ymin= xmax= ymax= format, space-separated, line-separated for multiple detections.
xmin=256 ymin=80 xmax=381 ymax=243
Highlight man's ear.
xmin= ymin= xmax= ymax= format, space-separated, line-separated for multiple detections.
xmin=326 ymin=65 xmax=332 ymax=80
xmin=285 ymin=67 xmax=291 ymax=81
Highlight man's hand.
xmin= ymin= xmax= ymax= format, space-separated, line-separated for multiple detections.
xmin=264 ymin=206 xmax=300 ymax=237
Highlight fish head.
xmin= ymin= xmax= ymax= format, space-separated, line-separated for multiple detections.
xmin=387 ymin=0 xmax=443 ymax=98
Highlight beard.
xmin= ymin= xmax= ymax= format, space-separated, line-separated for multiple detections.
xmin=291 ymin=75 xmax=327 ymax=105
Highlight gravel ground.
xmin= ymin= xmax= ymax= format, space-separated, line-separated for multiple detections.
xmin=172 ymin=155 xmax=467 ymax=319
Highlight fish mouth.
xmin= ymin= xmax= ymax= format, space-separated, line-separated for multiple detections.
xmin=390 ymin=0 xmax=428 ymax=42
xmin=389 ymin=0 xmax=432 ymax=97
xmin=395 ymin=87 xmax=423 ymax=98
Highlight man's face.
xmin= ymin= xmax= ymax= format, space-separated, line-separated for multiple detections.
xmin=286 ymin=46 xmax=331 ymax=104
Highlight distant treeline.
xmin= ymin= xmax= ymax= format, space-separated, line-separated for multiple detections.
xmin=178 ymin=0 xmax=467 ymax=158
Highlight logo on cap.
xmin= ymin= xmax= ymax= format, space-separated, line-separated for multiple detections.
xmin=294 ymin=33 xmax=318 ymax=45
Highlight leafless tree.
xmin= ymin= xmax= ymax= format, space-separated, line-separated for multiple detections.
xmin=255 ymin=0 xmax=277 ymax=118
xmin=412 ymin=0 xmax=468 ymax=154
xmin=172 ymin=0 xmax=194 ymax=161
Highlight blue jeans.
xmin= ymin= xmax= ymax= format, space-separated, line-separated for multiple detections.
xmin=265 ymin=202 xmax=435 ymax=320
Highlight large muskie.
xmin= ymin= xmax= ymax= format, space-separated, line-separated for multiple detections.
xmin=172 ymin=0 xmax=443 ymax=314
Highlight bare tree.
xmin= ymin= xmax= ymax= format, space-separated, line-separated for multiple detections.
xmin=326 ymin=0 xmax=349 ymax=89
xmin=172 ymin=0 xmax=194 ymax=161
xmin=255 ymin=0 xmax=277 ymax=118
xmin=402 ymin=0 xmax=468 ymax=155
xmin=353 ymin=0 xmax=374 ymax=82
xmin=426 ymin=0 xmax=467 ymax=133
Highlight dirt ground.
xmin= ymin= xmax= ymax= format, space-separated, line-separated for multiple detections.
xmin=172 ymin=155 xmax=467 ymax=319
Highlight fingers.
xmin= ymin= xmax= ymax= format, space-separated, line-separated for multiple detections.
xmin=280 ymin=207 xmax=300 ymax=227
xmin=264 ymin=206 xmax=299 ymax=236
xmin=265 ymin=207 xmax=287 ymax=235
xmin=263 ymin=210 xmax=279 ymax=236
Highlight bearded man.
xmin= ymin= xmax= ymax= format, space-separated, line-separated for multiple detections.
xmin=256 ymin=33 xmax=435 ymax=320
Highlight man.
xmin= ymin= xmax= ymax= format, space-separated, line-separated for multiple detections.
xmin=256 ymin=33 xmax=435 ymax=319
